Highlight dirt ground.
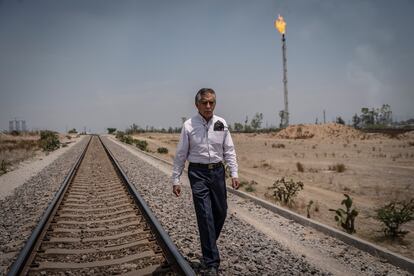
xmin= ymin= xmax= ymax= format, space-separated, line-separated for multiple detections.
xmin=0 ymin=132 xmax=78 ymax=174
xmin=131 ymin=123 xmax=414 ymax=260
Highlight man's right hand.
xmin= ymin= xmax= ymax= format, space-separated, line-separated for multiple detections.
xmin=173 ymin=185 xmax=181 ymax=197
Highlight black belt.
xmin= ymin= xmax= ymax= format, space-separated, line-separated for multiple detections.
xmin=189 ymin=162 xmax=223 ymax=169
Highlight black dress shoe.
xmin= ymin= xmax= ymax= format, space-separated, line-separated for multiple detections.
xmin=203 ymin=266 xmax=218 ymax=276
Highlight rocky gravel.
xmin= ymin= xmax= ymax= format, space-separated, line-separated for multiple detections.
xmin=102 ymin=136 xmax=411 ymax=276
xmin=0 ymin=136 xmax=89 ymax=275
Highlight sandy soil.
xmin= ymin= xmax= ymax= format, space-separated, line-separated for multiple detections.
xmin=0 ymin=134 xmax=84 ymax=200
xmin=128 ymin=123 xmax=414 ymax=260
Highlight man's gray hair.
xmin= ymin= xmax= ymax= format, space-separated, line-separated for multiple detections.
xmin=195 ymin=88 xmax=216 ymax=104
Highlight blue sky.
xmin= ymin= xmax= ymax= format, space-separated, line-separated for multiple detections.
xmin=1 ymin=0 xmax=413 ymax=132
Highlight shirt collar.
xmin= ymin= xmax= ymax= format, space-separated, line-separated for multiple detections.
xmin=197 ymin=112 xmax=215 ymax=126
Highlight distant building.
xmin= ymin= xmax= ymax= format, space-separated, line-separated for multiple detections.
xmin=9 ymin=119 xmax=27 ymax=132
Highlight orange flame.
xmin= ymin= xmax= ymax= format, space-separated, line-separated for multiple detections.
xmin=275 ymin=14 xmax=286 ymax=34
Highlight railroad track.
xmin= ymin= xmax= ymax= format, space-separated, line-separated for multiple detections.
xmin=7 ymin=136 xmax=194 ymax=276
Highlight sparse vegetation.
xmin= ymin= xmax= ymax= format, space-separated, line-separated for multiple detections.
xmin=329 ymin=194 xmax=358 ymax=234
xmin=38 ymin=130 xmax=60 ymax=152
xmin=375 ymin=199 xmax=414 ymax=238
xmin=157 ymin=147 xmax=168 ymax=154
xmin=328 ymin=163 xmax=346 ymax=173
xmin=68 ymin=128 xmax=77 ymax=134
xmin=268 ymin=177 xmax=304 ymax=206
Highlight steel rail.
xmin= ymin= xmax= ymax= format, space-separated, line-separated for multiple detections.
xmin=7 ymin=135 xmax=92 ymax=276
xmin=99 ymin=136 xmax=195 ymax=276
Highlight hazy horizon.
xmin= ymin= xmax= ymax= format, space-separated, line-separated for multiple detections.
xmin=1 ymin=0 xmax=413 ymax=133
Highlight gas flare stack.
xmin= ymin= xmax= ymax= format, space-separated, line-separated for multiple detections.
xmin=275 ymin=14 xmax=289 ymax=128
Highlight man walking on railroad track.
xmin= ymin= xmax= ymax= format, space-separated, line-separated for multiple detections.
xmin=172 ymin=88 xmax=239 ymax=276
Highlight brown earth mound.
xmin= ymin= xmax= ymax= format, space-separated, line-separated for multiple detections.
xmin=274 ymin=123 xmax=367 ymax=140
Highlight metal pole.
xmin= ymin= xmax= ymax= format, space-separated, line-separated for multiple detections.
xmin=282 ymin=33 xmax=289 ymax=127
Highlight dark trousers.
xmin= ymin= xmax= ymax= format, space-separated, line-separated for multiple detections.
xmin=188 ymin=164 xmax=227 ymax=268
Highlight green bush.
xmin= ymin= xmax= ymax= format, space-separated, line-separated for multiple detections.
xmin=329 ymin=194 xmax=358 ymax=234
xmin=107 ymin=128 xmax=117 ymax=134
xmin=135 ymin=139 xmax=148 ymax=151
xmin=157 ymin=147 xmax=168 ymax=154
xmin=375 ymin=199 xmax=414 ymax=238
xmin=38 ymin=130 xmax=60 ymax=152
xmin=267 ymin=177 xmax=304 ymax=206
xmin=68 ymin=128 xmax=77 ymax=134
xmin=123 ymin=135 xmax=134 ymax=145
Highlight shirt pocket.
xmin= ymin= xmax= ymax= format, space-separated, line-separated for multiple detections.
xmin=208 ymin=130 xmax=225 ymax=145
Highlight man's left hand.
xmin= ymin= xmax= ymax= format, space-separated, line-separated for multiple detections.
xmin=231 ymin=177 xmax=240 ymax=189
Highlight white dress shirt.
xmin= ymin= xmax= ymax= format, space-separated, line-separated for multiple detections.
xmin=172 ymin=113 xmax=238 ymax=185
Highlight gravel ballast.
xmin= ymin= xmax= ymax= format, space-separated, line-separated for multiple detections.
xmin=101 ymin=137 xmax=411 ymax=276
xmin=0 ymin=137 xmax=89 ymax=275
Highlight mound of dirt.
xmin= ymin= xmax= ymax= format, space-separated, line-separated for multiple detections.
xmin=274 ymin=123 xmax=369 ymax=140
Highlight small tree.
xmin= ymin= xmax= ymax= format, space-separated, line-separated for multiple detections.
xmin=329 ymin=194 xmax=358 ymax=234
xmin=375 ymin=199 xmax=414 ymax=238
xmin=267 ymin=177 xmax=304 ymax=206
xmin=234 ymin=122 xmax=244 ymax=132
xmin=68 ymin=128 xmax=77 ymax=134
xmin=336 ymin=116 xmax=345 ymax=125
xmin=107 ymin=128 xmax=117 ymax=134
xmin=251 ymin=112 xmax=264 ymax=131
xmin=352 ymin=113 xmax=361 ymax=128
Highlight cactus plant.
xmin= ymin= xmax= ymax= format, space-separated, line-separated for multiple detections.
xmin=375 ymin=199 xmax=414 ymax=238
xmin=267 ymin=177 xmax=304 ymax=206
xmin=329 ymin=194 xmax=358 ymax=234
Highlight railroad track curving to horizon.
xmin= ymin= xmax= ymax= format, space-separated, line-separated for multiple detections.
xmin=6 ymin=136 xmax=195 ymax=276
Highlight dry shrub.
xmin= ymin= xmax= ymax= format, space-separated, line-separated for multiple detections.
xmin=328 ymin=163 xmax=346 ymax=173
xmin=296 ymin=162 xmax=304 ymax=172
xmin=272 ymin=143 xmax=285 ymax=149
